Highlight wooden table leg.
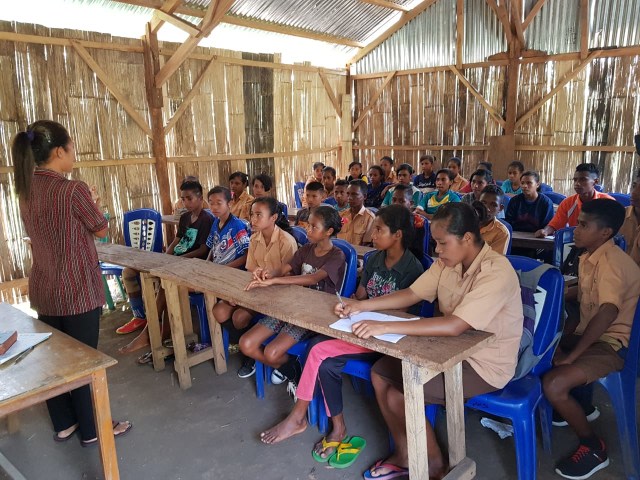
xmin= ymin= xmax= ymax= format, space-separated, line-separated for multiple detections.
xmin=90 ymin=369 xmax=120 ymax=480
xmin=140 ymin=273 xmax=165 ymax=372
xmin=402 ymin=360 xmax=437 ymax=480
xmin=162 ymin=280 xmax=192 ymax=389
xmin=204 ymin=293 xmax=227 ymax=374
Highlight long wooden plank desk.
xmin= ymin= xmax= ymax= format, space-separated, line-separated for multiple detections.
xmin=161 ymin=215 xmax=179 ymax=227
xmin=0 ymin=303 xmax=120 ymax=479
xmin=511 ymin=231 xmax=555 ymax=250
xmin=95 ymin=243 xmax=224 ymax=377
xmin=150 ymin=259 xmax=494 ymax=480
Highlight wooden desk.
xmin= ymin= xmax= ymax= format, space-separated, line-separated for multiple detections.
xmin=353 ymin=244 xmax=375 ymax=260
xmin=0 ymin=303 xmax=120 ymax=479
xmin=161 ymin=214 xmax=179 ymax=227
xmin=511 ymin=231 xmax=555 ymax=250
xmin=287 ymin=207 xmax=300 ymax=222
xmin=95 ymin=243 xmax=222 ymax=377
xmin=150 ymin=260 xmax=493 ymax=479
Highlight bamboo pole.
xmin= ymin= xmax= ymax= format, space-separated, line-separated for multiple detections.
xmin=352 ymin=71 xmax=396 ymax=132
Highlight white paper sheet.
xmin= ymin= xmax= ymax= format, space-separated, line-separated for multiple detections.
xmin=330 ymin=312 xmax=419 ymax=344
xmin=0 ymin=332 xmax=52 ymax=365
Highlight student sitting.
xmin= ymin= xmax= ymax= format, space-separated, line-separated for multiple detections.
xmin=543 ymin=199 xmax=640 ymax=480
xmin=391 ymin=184 xmax=426 ymax=258
xmin=414 ymin=154 xmax=437 ymax=193
xmin=206 ymin=186 xmax=251 ymax=268
xmin=302 ymin=162 xmax=325 ymax=208
xmin=380 ymin=156 xmax=396 ymax=184
xmin=339 ymin=180 xmax=375 ymax=246
xmin=251 ymin=173 xmax=273 ymax=199
xmin=173 ymin=175 xmax=209 ymax=215
xmin=337 ymin=202 xmax=523 ymax=479
xmin=535 ymin=163 xmax=613 ymax=238
xmin=295 ymin=181 xmax=326 ymax=229
xmin=461 ymin=169 xmax=493 ymax=205
xmin=458 ymin=161 xmax=493 ymax=194
xmin=476 ymin=185 xmax=510 ymax=255
xmin=118 ymin=180 xmax=214 ymax=355
xmin=381 ymin=164 xmax=421 ymax=207
xmin=365 ymin=165 xmax=388 ymax=209
xmin=618 ymin=169 xmax=640 ymax=265
xmin=346 ymin=161 xmax=368 ymax=184
xmin=322 ymin=166 xmax=338 ymax=207
xmin=416 ymin=169 xmax=461 ymax=220
xmin=259 ymin=205 xmax=424 ymax=459
xmin=240 ymin=206 xmax=346 ymax=390
xmin=505 ymin=170 xmax=554 ymax=232
xmin=228 ymin=172 xmax=254 ymax=222
xmin=502 ymin=161 xmax=525 ymax=197
xmin=447 ymin=156 xmax=469 ymax=192
xmin=212 ymin=197 xmax=298 ymax=378
xmin=332 ymin=179 xmax=350 ymax=213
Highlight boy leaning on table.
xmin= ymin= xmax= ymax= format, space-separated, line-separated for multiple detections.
xmin=543 ymin=199 xmax=640 ymax=480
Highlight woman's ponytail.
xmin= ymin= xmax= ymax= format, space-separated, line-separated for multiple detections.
xmin=11 ymin=131 xmax=36 ymax=199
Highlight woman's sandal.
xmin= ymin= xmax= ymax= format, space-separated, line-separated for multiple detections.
xmin=81 ymin=421 xmax=133 ymax=448
xmin=311 ymin=436 xmax=348 ymax=463
xmin=363 ymin=459 xmax=409 ymax=479
xmin=327 ymin=436 xmax=366 ymax=469
xmin=53 ymin=424 xmax=79 ymax=442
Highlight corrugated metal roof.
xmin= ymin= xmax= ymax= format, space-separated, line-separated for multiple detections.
xmin=526 ymin=0 xmax=580 ymax=54
xmin=463 ymin=0 xmax=506 ymax=63
xmin=590 ymin=0 xmax=640 ymax=48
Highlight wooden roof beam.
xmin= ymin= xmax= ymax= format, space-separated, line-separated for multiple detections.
xmin=522 ymin=0 xmax=547 ymax=30
xmin=509 ymin=0 xmax=526 ymax=50
xmin=149 ymin=0 xmax=182 ymax=33
xmin=349 ymin=0 xmax=440 ymax=65
xmin=359 ymin=0 xmax=410 ymax=12
xmin=152 ymin=9 xmax=200 ymax=36
xmin=485 ymin=0 xmax=513 ymax=44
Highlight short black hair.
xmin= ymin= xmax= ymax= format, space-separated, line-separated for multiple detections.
xmin=349 ymin=179 xmax=368 ymax=196
xmin=397 ymin=163 xmax=414 ymax=175
xmin=305 ymin=181 xmax=325 ymax=192
xmin=323 ymin=166 xmax=337 ymax=178
xmin=448 ymin=157 xmax=461 ymax=167
xmin=480 ymin=184 xmax=504 ymax=200
xmin=180 ymin=180 xmax=203 ymax=197
xmin=521 ymin=170 xmax=540 ymax=183
xmin=334 ymin=179 xmax=349 ymax=188
xmin=469 ymin=169 xmax=493 ymax=184
xmin=478 ymin=161 xmax=493 ymax=171
xmin=420 ymin=154 xmax=435 ymax=164
xmin=348 ymin=161 xmax=362 ymax=169
xmin=581 ymin=199 xmax=625 ymax=238
xmin=393 ymin=183 xmax=413 ymax=200
xmin=368 ymin=165 xmax=384 ymax=176
xmin=376 ymin=204 xmax=415 ymax=250
xmin=436 ymin=168 xmax=455 ymax=181
xmin=433 ymin=202 xmax=483 ymax=246
xmin=380 ymin=156 xmax=394 ymax=165
xmin=313 ymin=162 xmax=325 ymax=170
xmin=311 ymin=205 xmax=342 ymax=236
xmin=508 ymin=161 xmax=525 ymax=173
xmin=252 ymin=173 xmax=272 ymax=191
xmin=229 ymin=171 xmax=249 ymax=185
xmin=208 ymin=186 xmax=231 ymax=202
xmin=575 ymin=163 xmax=600 ymax=178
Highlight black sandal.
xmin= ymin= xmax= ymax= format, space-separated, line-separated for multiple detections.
xmin=137 ymin=352 xmax=153 ymax=365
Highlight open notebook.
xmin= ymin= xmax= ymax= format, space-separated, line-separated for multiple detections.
xmin=330 ymin=312 xmax=419 ymax=344
xmin=0 ymin=332 xmax=52 ymax=366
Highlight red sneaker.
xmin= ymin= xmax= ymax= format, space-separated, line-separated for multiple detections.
xmin=116 ymin=318 xmax=147 ymax=335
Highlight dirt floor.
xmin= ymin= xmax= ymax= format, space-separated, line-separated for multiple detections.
xmin=0 ymin=305 xmax=632 ymax=480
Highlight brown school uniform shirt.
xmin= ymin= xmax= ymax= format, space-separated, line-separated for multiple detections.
xmin=576 ymin=239 xmax=640 ymax=349
xmin=619 ymin=206 xmax=640 ymax=265
xmin=480 ymin=218 xmax=511 ymax=255
xmin=409 ymin=244 xmax=523 ymax=388
xmin=246 ymin=226 xmax=298 ymax=272
xmin=450 ymin=175 xmax=469 ymax=193
xmin=338 ymin=206 xmax=375 ymax=246
xmin=385 ymin=171 xmax=397 ymax=184
xmin=230 ymin=190 xmax=254 ymax=222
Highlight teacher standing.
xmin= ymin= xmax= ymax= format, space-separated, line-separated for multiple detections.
xmin=11 ymin=120 xmax=131 ymax=446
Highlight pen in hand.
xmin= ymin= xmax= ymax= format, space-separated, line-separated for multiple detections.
xmin=335 ymin=292 xmax=351 ymax=320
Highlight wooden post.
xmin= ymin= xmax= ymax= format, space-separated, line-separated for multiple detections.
xmin=456 ymin=0 xmax=464 ymax=69
xmin=142 ymin=24 xmax=174 ymax=244
xmin=579 ymin=0 xmax=589 ymax=60
xmin=341 ymin=94 xmax=353 ymax=164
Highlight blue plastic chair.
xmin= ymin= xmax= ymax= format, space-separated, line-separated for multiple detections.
xmin=499 ymin=218 xmax=513 ymax=255
xmin=610 ymin=193 xmax=631 ymax=207
xmin=540 ymin=183 xmax=553 ymax=193
xmin=294 ymin=182 xmax=306 ymax=208
xmin=427 ymin=256 xmax=564 ymax=480
xmin=422 ymin=217 xmax=431 ymax=256
xmin=552 ymin=227 xmax=575 ymax=268
xmin=496 ymin=180 xmax=503 ymax=187
xmin=278 ymin=201 xmax=288 ymax=218
xmin=542 ymin=191 xmax=566 ymax=206
xmin=594 ymin=184 xmax=603 ymax=192
xmin=502 ymin=193 xmax=511 ymax=211
xmin=290 ymin=226 xmax=309 ymax=246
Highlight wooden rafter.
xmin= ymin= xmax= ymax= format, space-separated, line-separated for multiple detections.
xmin=359 ymin=0 xmax=410 ymax=12
xmin=352 ymin=71 xmax=396 ymax=132
xmin=349 ymin=0 xmax=439 ymax=65
xmin=449 ymin=66 xmax=506 ymax=127
xmin=522 ymin=0 xmax=547 ymax=30
xmin=149 ymin=0 xmax=182 ymax=33
xmin=515 ymin=50 xmax=601 ymax=127
xmin=318 ymin=72 xmax=342 ymax=119
xmin=155 ymin=0 xmax=235 ymax=87
xmin=509 ymin=0 xmax=525 ymax=49
xmin=152 ymin=10 xmax=200 ymax=36
xmin=579 ymin=0 xmax=589 ymax=60
xmin=71 ymin=41 xmax=152 ymax=138
xmin=485 ymin=0 xmax=513 ymax=44
xmin=456 ymin=0 xmax=464 ymax=68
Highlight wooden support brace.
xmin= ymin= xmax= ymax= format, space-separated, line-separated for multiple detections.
xmin=510 ymin=0 xmax=526 ymax=49
xmin=152 ymin=10 xmax=201 ymax=36
xmin=204 ymin=292 xmax=228 ymax=374
xmin=485 ymin=0 xmax=513 ymax=43
xmin=516 ymin=50 xmax=600 ymax=127
xmin=449 ymin=65 xmax=506 ymax=127
xmin=522 ymin=0 xmax=548 ymax=30
xmin=456 ymin=0 xmax=464 ymax=68
xmin=352 ymin=70 xmax=396 ymax=132
xmin=359 ymin=0 xmax=410 ymax=11
xmin=318 ymin=72 xmax=342 ymax=119
xmin=445 ymin=363 xmax=466 ymax=466
xmin=72 ymin=42 xmax=153 ymax=138
xmin=161 ymin=279 xmax=192 ymax=389
xmin=149 ymin=0 xmax=183 ymax=33
xmin=579 ymin=0 xmax=589 ymax=60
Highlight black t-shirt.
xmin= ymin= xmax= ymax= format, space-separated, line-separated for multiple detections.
xmin=174 ymin=210 xmax=214 ymax=258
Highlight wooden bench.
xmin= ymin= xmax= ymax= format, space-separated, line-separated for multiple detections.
xmin=511 ymin=231 xmax=555 ymax=250
xmin=149 ymin=259 xmax=493 ymax=480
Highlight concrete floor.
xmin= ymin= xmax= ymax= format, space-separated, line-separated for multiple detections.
xmin=0 ymin=306 xmax=632 ymax=480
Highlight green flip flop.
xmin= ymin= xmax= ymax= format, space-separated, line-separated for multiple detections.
xmin=311 ymin=436 xmax=348 ymax=463
xmin=328 ymin=436 xmax=366 ymax=469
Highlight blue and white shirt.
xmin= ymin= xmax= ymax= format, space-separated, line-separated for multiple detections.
xmin=206 ymin=214 xmax=250 ymax=265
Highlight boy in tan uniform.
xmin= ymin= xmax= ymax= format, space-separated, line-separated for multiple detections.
xmin=338 ymin=180 xmax=374 ymax=246
xmin=543 ymin=199 xmax=640 ymax=479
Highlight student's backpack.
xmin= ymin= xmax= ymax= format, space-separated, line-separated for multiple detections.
xmin=560 ymin=245 xmax=585 ymax=277
xmin=512 ymin=263 xmax=562 ymax=380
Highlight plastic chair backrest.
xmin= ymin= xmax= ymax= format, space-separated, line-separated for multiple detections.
xmin=331 ymin=239 xmax=358 ymax=298
xmin=540 ymin=183 xmax=553 ymax=193
xmin=508 ymin=255 xmax=564 ymax=374
xmin=290 ymin=226 xmax=308 ymax=246
xmin=614 ymin=234 xmax=627 ymax=251
xmin=496 ymin=180 xmax=503 ymax=187
xmin=595 ymin=184 xmax=603 ymax=192
xmin=620 ymin=301 xmax=640 ymax=378
xmin=422 ymin=217 xmax=431 ymax=255
xmin=278 ymin=201 xmax=288 ymax=218
xmin=610 ymin=193 xmax=631 ymax=207
xmin=294 ymin=182 xmax=306 ymax=208
xmin=123 ymin=209 xmax=163 ymax=252
xmin=498 ymin=218 xmax=513 ymax=255
xmin=367 ymin=207 xmax=378 ymax=214
xmin=542 ymin=191 xmax=566 ymax=206
xmin=553 ymin=227 xmax=575 ymax=268
xmin=501 ymin=194 xmax=511 ymax=210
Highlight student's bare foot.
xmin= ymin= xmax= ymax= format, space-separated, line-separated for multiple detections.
xmin=260 ymin=416 xmax=307 ymax=444
xmin=312 ymin=426 xmax=347 ymax=459
xmin=118 ymin=333 xmax=150 ymax=354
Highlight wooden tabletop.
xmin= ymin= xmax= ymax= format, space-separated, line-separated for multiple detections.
xmin=353 ymin=244 xmax=376 ymax=259
xmin=511 ymin=231 xmax=555 ymax=250
xmin=0 ymin=303 xmax=116 ymax=409
xmin=161 ymin=214 xmax=179 ymax=226
xmin=149 ymin=259 xmax=494 ymax=373
xmin=96 ymin=242 xmax=185 ymax=273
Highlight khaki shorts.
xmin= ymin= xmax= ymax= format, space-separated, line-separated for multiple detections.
xmin=560 ymin=335 xmax=625 ymax=384
xmin=372 ymin=356 xmax=497 ymax=405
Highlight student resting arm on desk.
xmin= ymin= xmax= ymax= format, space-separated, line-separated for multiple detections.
xmin=336 ymin=202 xmax=523 ymax=480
